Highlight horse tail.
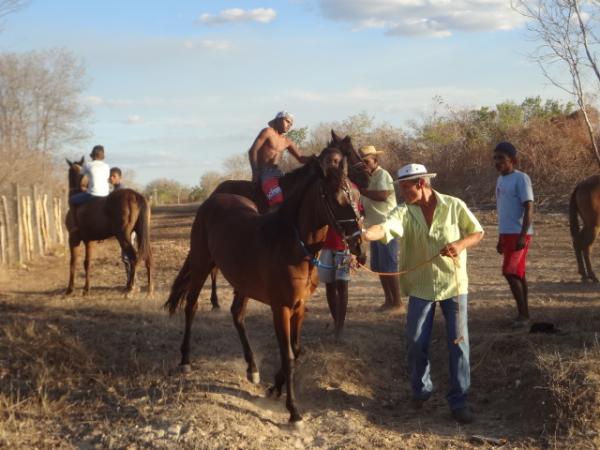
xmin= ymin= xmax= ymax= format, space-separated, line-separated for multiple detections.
xmin=569 ymin=185 xmax=580 ymax=240
xmin=135 ymin=194 xmax=152 ymax=264
xmin=164 ymin=253 xmax=192 ymax=315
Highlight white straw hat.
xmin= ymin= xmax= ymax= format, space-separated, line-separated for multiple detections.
xmin=395 ymin=163 xmax=437 ymax=181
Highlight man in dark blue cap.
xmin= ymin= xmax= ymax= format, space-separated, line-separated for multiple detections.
xmin=493 ymin=141 xmax=534 ymax=328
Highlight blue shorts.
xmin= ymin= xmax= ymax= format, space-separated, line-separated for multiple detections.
xmin=370 ymin=240 xmax=398 ymax=273
xmin=318 ymin=248 xmax=351 ymax=283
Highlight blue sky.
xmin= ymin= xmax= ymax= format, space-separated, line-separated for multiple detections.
xmin=1 ymin=1 xmax=570 ymax=186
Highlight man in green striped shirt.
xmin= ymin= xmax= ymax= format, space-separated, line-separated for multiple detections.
xmin=362 ymin=163 xmax=483 ymax=424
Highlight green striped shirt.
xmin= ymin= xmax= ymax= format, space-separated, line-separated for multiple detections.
xmin=381 ymin=191 xmax=483 ymax=301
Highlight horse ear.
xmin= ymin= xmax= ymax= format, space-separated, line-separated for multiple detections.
xmin=79 ymin=156 xmax=85 ymax=165
xmin=66 ymin=158 xmax=72 ymax=166
xmin=331 ymin=130 xmax=341 ymax=143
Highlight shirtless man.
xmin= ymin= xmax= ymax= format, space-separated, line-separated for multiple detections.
xmin=248 ymin=111 xmax=309 ymax=206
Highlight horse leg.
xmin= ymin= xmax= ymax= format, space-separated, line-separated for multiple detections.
xmin=231 ymin=292 xmax=259 ymax=383
xmin=573 ymin=235 xmax=587 ymax=281
xmin=291 ymin=300 xmax=306 ymax=359
xmin=210 ymin=267 xmax=220 ymax=309
xmin=82 ymin=241 xmax=93 ymax=295
xmin=582 ymin=227 xmax=600 ymax=282
xmin=270 ymin=305 xmax=302 ymax=424
xmin=66 ymin=235 xmax=81 ymax=295
xmin=578 ymin=227 xmax=598 ymax=282
xmin=180 ymin=263 xmax=213 ymax=371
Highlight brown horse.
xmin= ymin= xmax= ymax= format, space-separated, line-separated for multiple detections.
xmin=569 ymin=175 xmax=600 ymax=282
xmin=207 ymin=130 xmax=369 ymax=308
xmin=165 ymin=151 xmax=363 ymax=425
xmin=65 ymin=158 xmax=153 ymax=296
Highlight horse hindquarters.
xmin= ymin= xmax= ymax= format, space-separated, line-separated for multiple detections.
xmin=570 ymin=185 xmax=600 ymax=282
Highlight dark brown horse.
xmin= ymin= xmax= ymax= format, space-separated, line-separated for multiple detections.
xmin=65 ymin=158 xmax=153 ymax=296
xmin=165 ymin=152 xmax=363 ymax=425
xmin=207 ymin=130 xmax=369 ymax=308
xmin=569 ymin=175 xmax=600 ymax=282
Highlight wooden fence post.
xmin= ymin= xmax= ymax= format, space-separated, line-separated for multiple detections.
xmin=0 ymin=197 xmax=6 ymax=265
xmin=55 ymin=197 xmax=65 ymax=246
xmin=14 ymin=183 xmax=23 ymax=265
xmin=1 ymin=195 xmax=10 ymax=264
xmin=32 ymin=184 xmax=43 ymax=256
xmin=41 ymin=194 xmax=50 ymax=252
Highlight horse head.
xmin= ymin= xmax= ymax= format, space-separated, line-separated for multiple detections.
xmin=329 ymin=130 xmax=370 ymax=190
xmin=313 ymin=149 xmax=366 ymax=262
xmin=66 ymin=156 xmax=85 ymax=195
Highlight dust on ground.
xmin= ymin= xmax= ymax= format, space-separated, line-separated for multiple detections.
xmin=1 ymin=206 xmax=598 ymax=449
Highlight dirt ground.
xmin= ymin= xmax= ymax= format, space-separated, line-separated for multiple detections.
xmin=1 ymin=205 xmax=599 ymax=449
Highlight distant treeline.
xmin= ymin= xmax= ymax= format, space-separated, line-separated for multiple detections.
xmin=147 ymin=96 xmax=593 ymax=209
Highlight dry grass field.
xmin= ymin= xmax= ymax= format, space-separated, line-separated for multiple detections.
xmin=0 ymin=205 xmax=598 ymax=449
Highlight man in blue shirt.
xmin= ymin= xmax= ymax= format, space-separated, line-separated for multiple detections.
xmin=494 ymin=142 xmax=534 ymax=328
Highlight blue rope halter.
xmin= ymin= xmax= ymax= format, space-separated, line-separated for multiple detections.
xmin=293 ymin=225 xmax=337 ymax=270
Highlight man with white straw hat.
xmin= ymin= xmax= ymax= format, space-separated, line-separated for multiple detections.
xmin=362 ymin=162 xmax=484 ymax=424
xmin=358 ymin=144 xmax=402 ymax=312
xmin=248 ymin=111 xmax=309 ymax=208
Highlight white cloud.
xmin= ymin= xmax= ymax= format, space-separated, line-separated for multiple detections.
xmin=126 ymin=114 xmax=143 ymax=125
xmin=287 ymin=85 xmax=501 ymax=111
xmin=183 ymin=39 xmax=232 ymax=51
xmin=318 ymin=0 xmax=525 ymax=37
xmin=198 ymin=8 xmax=277 ymax=25
xmin=83 ymin=96 xmax=133 ymax=108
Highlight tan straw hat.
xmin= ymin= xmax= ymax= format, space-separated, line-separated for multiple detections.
xmin=358 ymin=145 xmax=384 ymax=159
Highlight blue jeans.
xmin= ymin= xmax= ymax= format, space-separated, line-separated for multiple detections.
xmin=70 ymin=191 xmax=94 ymax=205
xmin=406 ymin=295 xmax=470 ymax=410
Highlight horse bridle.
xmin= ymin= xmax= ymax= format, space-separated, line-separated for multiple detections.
xmin=319 ymin=177 xmax=363 ymax=248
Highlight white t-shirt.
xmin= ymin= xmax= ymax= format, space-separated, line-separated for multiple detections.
xmin=496 ymin=170 xmax=534 ymax=234
xmin=81 ymin=160 xmax=110 ymax=196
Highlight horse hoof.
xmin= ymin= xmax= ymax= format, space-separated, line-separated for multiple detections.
xmin=180 ymin=364 xmax=192 ymax=374
xmin=247 ymin=371 xmax=260 ymax=384
xmin=267 ymin=386 xmax=281 ymax=398
xmin=288 ymin=419 xmax=304 ymax=431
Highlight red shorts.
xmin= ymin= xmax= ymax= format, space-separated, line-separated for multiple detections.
xmin=499 ymin=234 xmax=531 ymax=278
xmin=261 ymin=177 xmax=284 ymax=206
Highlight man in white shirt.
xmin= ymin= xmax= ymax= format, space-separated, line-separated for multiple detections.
xmin=359 ymin=145 xmax=402 ymax=312
xmin=70 ymin=145 xmax=111 ymax=205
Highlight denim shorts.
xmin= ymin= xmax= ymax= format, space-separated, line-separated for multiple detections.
xmin=318 ymin=248 xmax=351 ymax=283
xmin=370 ymin=239 xmax=398 ymax=273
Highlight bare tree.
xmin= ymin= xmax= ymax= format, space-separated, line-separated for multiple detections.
xmin=0 ymin=48 xmax=91 ymax=186
xmin=0 ymin=0 xmax=27 ymax=20
xmin=222 ymin=153 xmax=251 ymax=180
xmin=513 ymin=0 xmax=600 ymax=165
